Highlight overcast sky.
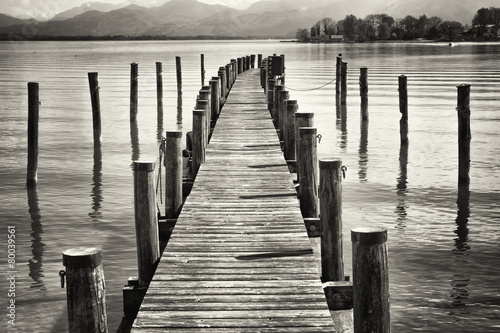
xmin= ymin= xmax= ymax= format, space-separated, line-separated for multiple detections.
xmin=0 ymin=0 xmax=260 ymax=19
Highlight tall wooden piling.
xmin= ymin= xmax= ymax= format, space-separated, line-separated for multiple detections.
xmin=133 ymin=161 xmax=160 ymax=286
xmin=319 ymin=159 xmax=344 ymax=282
xmin=277 ymin=90 xmax=290 ymax=141
xmin=192 ymin=110 xmax=206 ymax=177
xmin=27 ymin=82 xmax=39 ymax=188
xmin=399 ymin=75 xmax=409 ymax=144
xmin=294 ymin=112 xmax=314 ymax=176
xmin=273 ymin=84 xmax=284 ymax=126
xmin=176 ymin=56 xmax=182 ymax=95
xmin=297 ymin=127 xmax=318 ymax=218
xmin=218 ymin=67 xmax=227 ymax=99
xmin=341 ymin=61 xmax=348 ymax=105
xmin=62 ymin=247 xmax=108 ymax=333
xmin=336 ymin=54 xmax=342 ymax=95
xmin=165 ymin=131 xmax=183 ymax=219
xmin=352 ymin=227 xmax=390 ymax=333
xmin=284 ymin=100 xmax=298 ymax=161
xmin=457 ymin=84 xmax=471 ymax=184
xmin=88 ymin=73 xmax=101 ymax=145
xmin=360 ymin=67 xmax=368 ymax=120
xmin=156 ymin=62 xmax=163 ymax=113
xmin=198 ymin=88 xmax=211 ymax=144
xmin=200 ymin=54 xmax=205 ymax=86
xmin=130 ymin=63 xmax=138 ymax=121
xmin=209 ymin=78 xmax=220 ymax=123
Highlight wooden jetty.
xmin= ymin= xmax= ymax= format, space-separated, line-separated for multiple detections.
xmin=130 ymin=68 xmax=335 ymax=331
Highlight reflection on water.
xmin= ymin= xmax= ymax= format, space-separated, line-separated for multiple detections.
xmin=89 ymin=142 xmax=103 ymax=224
xmin=358 ymin=119 xmax=368 ymax=182
xmin=339 ymin=104 xmax=347 ymax=150
xmin=396 ymin=143 xmax=409 ymax=229
xmin=27 ymin=185 xmax=45 ymax=289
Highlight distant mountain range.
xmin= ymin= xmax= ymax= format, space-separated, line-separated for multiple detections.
xmin=0 ymin=0 xmax=497 ymax=38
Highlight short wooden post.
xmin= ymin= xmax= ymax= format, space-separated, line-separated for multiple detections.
xmin=130 ymin=62 xmax=138 ymax=121
xmin=251 ymin=54 xmax=256 ymax=68
xmin=297 ymin=127 xmax=318 ymax=218
xmin=175 ymin=56 xmax=182 ymax=95
xmin=294 ymin=112 xmax=314 ymax=166
xmin=336 ymin=54 xmax=342 ymax=95
xmin=341 ymin=61 xmax=348 ymax=105
xmin=133 ymin=161 xmax=160 ymax=286
xmin=277 ymin=89 xmax=290 ymax=141
xmin=267 ymin=79 xmax=276 ymax=113
xmin=218 ymin=67 xmax=227 ymax=98
xmin=360 ymin=67 xmax=368 ymax=120
xmin=156 ymin=62 xmax=163 ymax=113
xmin=457 ymin=84 xmax=471 ymax=184
xmin=258 ymin=54 xmax=262 ymax=68
xmin=192 ymin=110 xmax=206 ymax=177
xmin=399 ymin=75 xmax=408 ymax=144
xmin=87 ymin=73 xmax=101 ymax=146
xmin=273 ymin=84 xmax=284 ymax=126
xmin=165 ymin=131 xmax=183 ymax=219
xmin=200 ymin=54 xmax=205 ymax=86
xmin=224 ymin=64 xmax=230 ymax=92
xmin=27 ymin=82 xmax=39 ymax=188
xmin=284 ymin=100 xmax=298 ymax=161
xmin=210 ymin=78 xmax=220 ymax=123
xmin=352 ymin=227 xmax=390 ymax=333
xmin=196 ymin=97 xmax=210 ymax=146
xmin=62 ymin=247 xmax=108 ymax=333
xmin=320 ymin=159 xmax=344 ymax=282
xmin=231 ymin=59 xmax=237 ymax=83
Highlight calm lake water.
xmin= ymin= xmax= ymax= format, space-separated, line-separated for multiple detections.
xmin=0 ymin=40 xmax=499 ymax=332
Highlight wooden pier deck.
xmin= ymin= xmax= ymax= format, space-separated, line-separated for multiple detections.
xmin=131 ymin=69 xmax=335 ymax=332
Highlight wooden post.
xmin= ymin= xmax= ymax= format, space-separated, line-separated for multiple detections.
xmin=192 ymin=110 xmax=206 ymax=177
xmin=360 ymin=67 xmax=368 ymax=120
xmin=341 ymin=61 xmax=348 ymax=105
xmin=251 ymin=54 xmax=256 ymax=68
xmin=457 ymin=84 xmax=471 ymax=184
xmin=225 ymin=64 xmax=231 ymax=92
xmin=284 ymin=100 xmax=298 ymax=161
xmin=130 ymin=62 xmax=138 ymax=121
xmin=196 ymin=96 xmax=210 ymax=146
xmin=27 ymin=82 xmax=39 ymax=188
xmin=297 ymin=127 xmax=318 ymax=218
xmin=88 ymin=73 xmax=101 ymax=146
xmin=165 ymin=131 xmax=183 ymax=219
xmin=218 ymin=67 xmax=226 ymax=98
xmin=267 ymin=79 xmax=276 ymax=113
xmin=399 ymin=75 xmax=408 ymax=144
xmin=176 ymin=56 xmax=182 ymax=95
xmin=210 ymin=78 xmax=220 ymax=124
xmin=200 ymin=54 xmax=205 ymax=86
xmin=156 ymin=62 xmax=163 ymax=113
xmin=231 ymin=59 xmax=237 ymax=83
xmin=336 ymin=54 xmax=342 ymax=95
xmin=258 ymin=54 xmax=262 ymax=69
xmin=133 ymin=161 xmax=160 ymax=286
xmin=277 ymin=90 xmax=290 ymax=141
xmin=352 ymin=227 xmax=390 ymax=333
xmin=294 ymin=112 xmax=314 ymax=164
xmin=273 ymin=84 xmax=284 ymax=126
xmin=320 ymin=159 xmax=344 ymax=282
xmin=62 ymin=247 xmax=108 ymax=333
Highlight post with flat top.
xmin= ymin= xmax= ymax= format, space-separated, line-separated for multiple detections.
xmin=210 ymin=78 xmax=220 ymax=124
xmin=341 ymin=61 xmax=348 ymax=105
xmin=360 ymin=67 xmax=368 ymax=120
xmin=457 ymin=84 xmax=471 ymax=184
xmin=297 ymin=127 xmax=318 ymax=218
xmin=133 ymin=161 xmax=160 ymax=286
xmin=130 ymin=62 xmax=138 ymax=121
xmin=62 ymin=247 xmax=108 ymax=333
xmin=165 ymin=131 xmax=183 ymax=219
xmin=336 ymin=54 xmax=342 ymax=96
xmin=156 ymin=62 xmax=163 ymax=115
xmin=176 ymin=56 xmax=182 ymax=95
xmin=352 ymin=227 xmax=390 ymax=333
xmin=320 ymin=159 xmax=344 ymax=282
xmin=277 ymin=89 xmax=290 ymax=141
xmin=284 ymin=100 xmax=298 ymax=161
xmin=267 ymin=79 xmax=276 ymax=113
xmin=200 ymin=54 xmax=205 ymax=86
xmin=294 ymin=112 xmax=314 ymax=182
xmin=27 ymin=82 xmax=39 ymax=188
xmin=192 ymin=110 xmax=206 ymax=178
xmin=399 ymin=75 xmax=409 ymax=144
xmin=273 ymin=84 xmax=284 ymax=127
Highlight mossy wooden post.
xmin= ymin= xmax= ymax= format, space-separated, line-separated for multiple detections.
xmin=399 ymin=75 xmax=409 ymax=144
xmin=341 ymin=61 xmax=348 ymax=105
xmin=294 ymin=112 xmax=314 ymax=174
xmin=320 ymin=159 xmax=344 ymax=282
xmin=267 ymin=79 xmax=276 ymax=114
xmin=352 ymin=227 xmax=390 ymax=333
xmin=336 ymin=54 xmax=342 ymax=95
xmin=63 ymin=247 xmax=108 ymax=333
xmin=284 ymin=100 xmax=298 ymax=161
xmin=360 ymin=67 xmax=368 ymax=120
xmin=27 ymin=82 xmax=39 ymax=188
xmin=457 ymin=84 xmax=471 ymax=184
xmin=273 ymin=84 xmax=284 ymax=127
xmin=209 ymin=78 xmax=220 ymax=124
xmin=297 ymin=127 xmax=318 ymax=218
xmin=175 ymin=56 xmax=182 ymax=95
xmin=133 ymin=161 xmax=160 ymax=286
xmin=165 ymin=131 xmax=183 ymax=219
xmin=192 ymin=110 xmax=206 ymax=177
xmin=200 ymin=54 xmax=205 ymax=86
xmin=277 ymin=89 xmax=290 ymax=141
xmin=130 ymin=62 xmax=138 ymax=121
xmin=155 ymin=62 xmax=163 ymax=114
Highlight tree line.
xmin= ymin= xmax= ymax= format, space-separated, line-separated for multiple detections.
xmin=296 ymin=7 xmax=500 ymax=42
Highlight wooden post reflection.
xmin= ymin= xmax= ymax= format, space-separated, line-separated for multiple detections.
xmin=27 ymin=184 xmax=45 ymax=287
xmin=90 ymin=141 xmax=103 ymax=223
xmin=358 ymin=119 xmax=368 ymax=182
xmin=177 ymin=93 xmax=183 ymax=125
xmin=396 ymin=143 xmax=409 ymax=229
